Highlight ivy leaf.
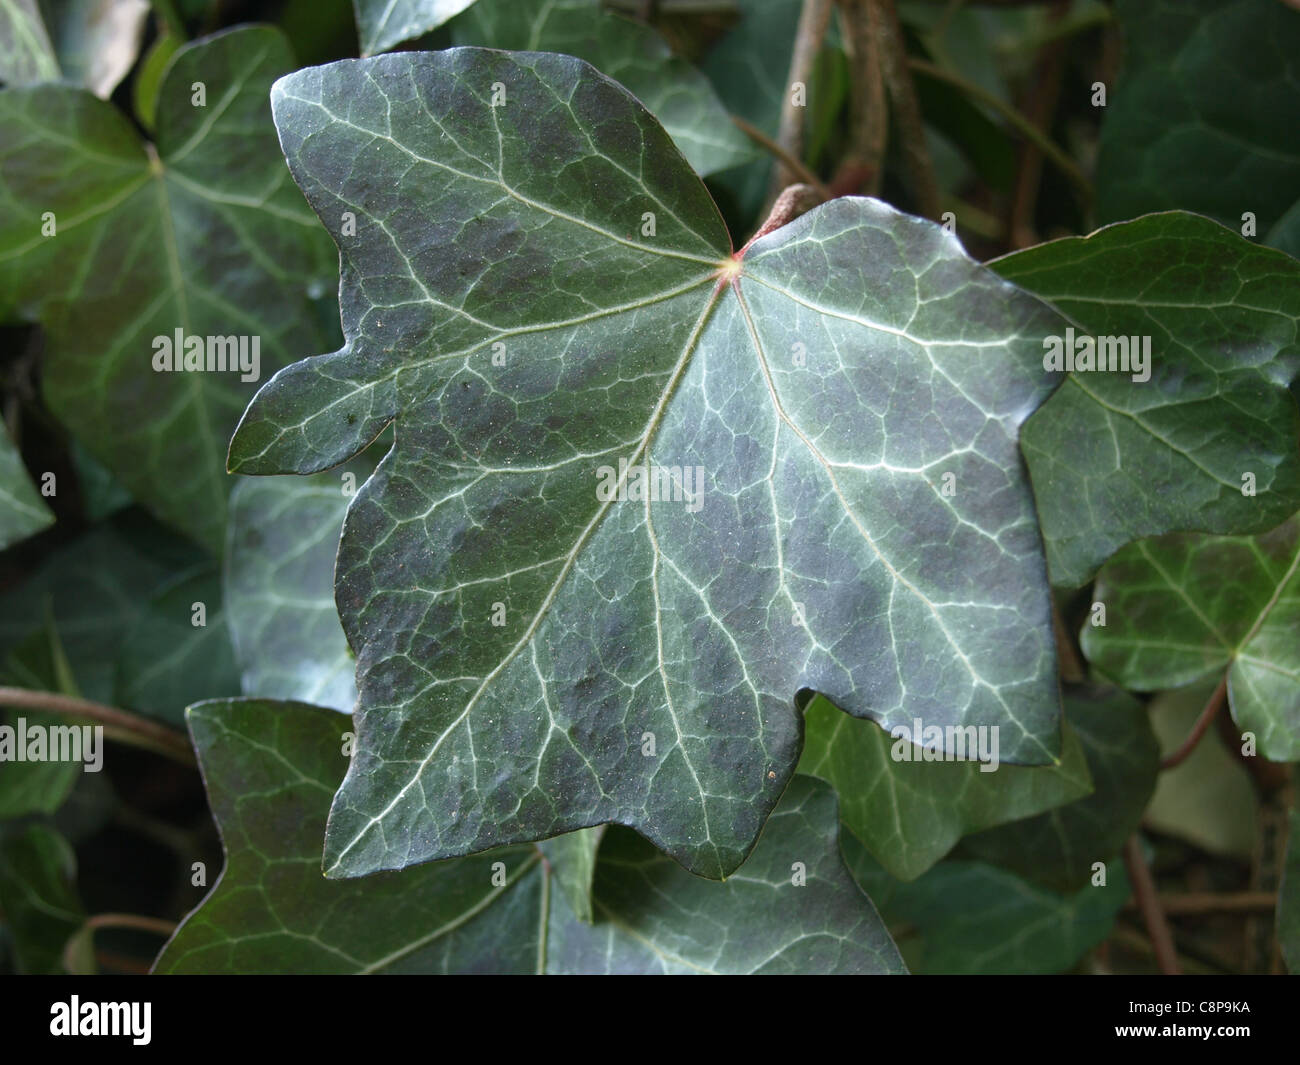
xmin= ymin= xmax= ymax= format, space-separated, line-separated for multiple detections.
xmin=1142 ymin=685 xmax=1258 ymax=859
xmin=798 ymin=693 xmax=1093 ymax=881
xmin=845 ymin=838 xmax=1130 ymax=975
xmin=992 ymin=212 xmax=1300 ymax=588
xmin=449 ymin=0 xmax=755 ymax=177
xmin=233 ymin=48 xmax=1068 ymax=879
xmin=0 ymin=0 xmax=59 ymax=85
xmin=957 ymin=685 xmax=1160 ymax=893
xmin=114 ymin=566 xmax=241 ymax=726
xmin=37 ymin=0 xmax=150 ymax=99
xmin=0 ymin=624 xmax=82 ymax=819
xmin=352 ymin=0 xmax=480 ymax=55
xmin=0 ymin=511 xmax=205 ymax=703
xmin=0 ymin=825 xmax=83 ymax=974
xmin=537 ymin=827 xmax=603 ymax=925
xmin=1082 ymin=515 xmax=1300 ymax=761
xmin=0 ymin=25 xmax=338 ymax=552
xmin=1097 ymin=0 xmax=1300 ymax=255
xmin=0 ymin=425 xmax=53 ymax=549
xmin=224 ymin=467 xmax=374 ymax=712
xmin=154 ymin=699 xmax=904 ymax=974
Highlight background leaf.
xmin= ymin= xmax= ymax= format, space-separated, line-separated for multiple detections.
xmin=0 ymin=511 xmax=204 ymax=703
xmin=114 ymin=565 xmax=240 ymax=726
xmin=0 ymin=25 xmax=338 ymax=551
xmin=352 ymin=0 xmax=478 ymax=55
xmin=223 ymin=465 xmax=374 ymax=712
xmin=798 ymin=693 xmax=1092 ymax=881
xmin=155 ymin=698 xmax=904 ymax=974
xmin=845 ymin=835 xmax=1130 ymax=975
xmin=1083 ymin=514 xmax=1300 ymax=761
xmin=448 ymin=0 xmax=755 ymax=177
xmin=0 ymin=423 xmax=53 ymax=549
xmin=992 ymin=212 xmax=1300 ymax=588
xmin=0 ymin=824 xmax=83 ymax=973
xmin=1097 ymin=0 xmax=1300 ymax=256
xmin=1140 ymin=685 xmax=1258 ymax=860
xmin=0 ymin=0 xmax=59 ymax=85
xmin=957 ymin=685 xmax=1160 ymax=892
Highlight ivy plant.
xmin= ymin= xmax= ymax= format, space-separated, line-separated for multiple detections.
xmin=0 ymin=0 xmax=1296 ymax=979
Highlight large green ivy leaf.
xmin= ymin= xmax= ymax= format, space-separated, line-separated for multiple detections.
xmin=0 ymin=25 xmax=338 ymax=552
xmin=232 ymin=48 xmax=1068 ymax=879
xmin=0 ymin=424 xmax=53 ymax=549
xmin=352 ymin=0 xmax=479 ymax=55
xmin=957 ymin=685 xmax=1160 ymax=892
xmin=448 ymin=0 xmax=754 ymax=177
xmin=224 ymin=468 xmax=371 ymax=712
xmin=154 ymin=699 xmax=904 ymax=974
xmin=798 ymin=693 xmax=1092 ymax=881
xmin=1097 ymin=0 xmax=1300 ymax=255
xmin=1082 ymin=515 xmax=1300 ymax=761
xmin=845 ymin=837 xmax=1129 ymax=975
xmin=991 ymin=212 xmax=1300 ymax=588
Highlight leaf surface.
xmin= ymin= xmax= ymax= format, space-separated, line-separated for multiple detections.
xmin=0 ymin=825 xmax=83 ymax=974
xmin=114 ymin=566 xmax=240 ymax=726
xmin=798 ymin=693 xmax=1092 ymax=881
xmin=1083 ymin=515 xmax=1300 ymax=761
xmin=846 ymin=837 xmax=1129 ymax=975
xmin=0 ymin=0 xmax=58 ymax=85
xmin=957 ymin=685 xmax=1160 ymax=892
xmin=224 ymin=468 xmax=372 ymax=711
xmin=1097 ymin=0 xmax=1300 ymax=255
xmin=992 ymin=213 xmax=1300 ymax=587
xmin=352 ymin=0 xmax=479 ymax=55
xmin=449 ymin=0 xmax=754 ymax=176
xmin=234 ymin=48 xmax=1066 ymax=879
xmin=0 ymin=25 xmax=338 ymax=551
xmin=0 ymin=425 xmax=53 ymax=549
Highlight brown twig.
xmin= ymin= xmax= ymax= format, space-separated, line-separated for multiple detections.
xmin=1051 ymin=598 xmax=1085 ymax=682
xmin=1124 ymin=891 xmax=1278 ymax=917
xmin=63 ymin=913 xmax=179 ymax=974
xmin=1007 ymin=0 xmax=1069 ymax=249
xmin=768 ymin=0 xmax=834 ymax=200
xmin=870 ymin=0 xmax=941 ymax=219
xmin=731 ymin=116 xmax=831 ymax=201
xmin=0 ymin=686 xmax=196 ymax=767
xmin=834 ymin=0 xmax=887 ymax=197
xmin=1160 ymin=673 xmax=1228 ymax=771
xmin=741 ymin=184 xmax=824 ymax=252
xmin=1123 ymin=835 xmax=1181 ymax=975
